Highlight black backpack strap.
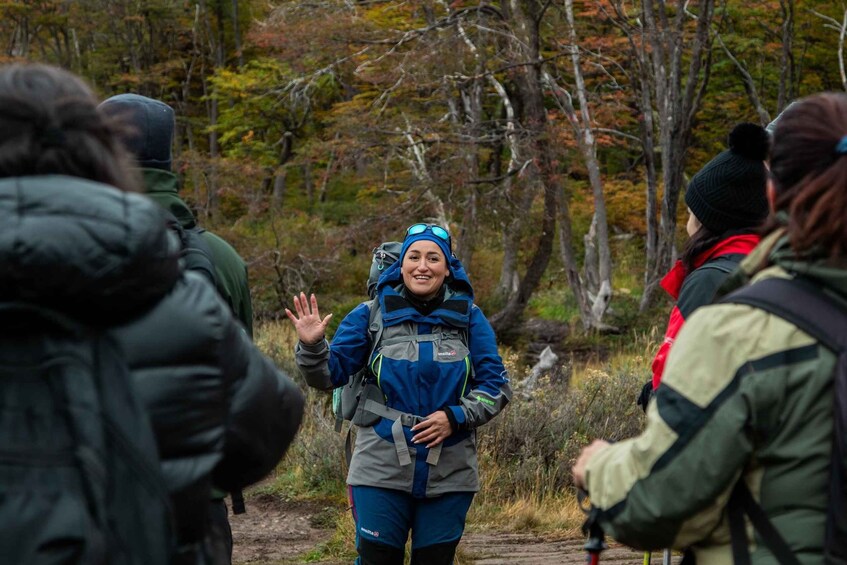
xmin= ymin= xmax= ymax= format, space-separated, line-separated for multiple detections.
xmin=230 ymin=489 xmax=246 ymax=515
xmin=728 ymin=481 xmax=801 ymax=565
xmin=722 ymin=276 xmax=847 ymax=565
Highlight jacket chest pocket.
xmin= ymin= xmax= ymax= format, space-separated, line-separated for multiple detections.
xmin=433 ymin=333 xmax=469 ymax=363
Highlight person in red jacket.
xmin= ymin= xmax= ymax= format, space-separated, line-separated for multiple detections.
xmin=638 ymin=123 xmax=770 ymax=409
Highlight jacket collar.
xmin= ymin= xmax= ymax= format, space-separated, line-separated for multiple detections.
xmin=661 ymin=234 xmax=761 ymax=300
xmin=716 ymin=228 xmax=847 ymax=303
xmin=141 ymin=168 xmax=197 ymax=229
xmin=379 ymin=284 xmax=472 ymax=328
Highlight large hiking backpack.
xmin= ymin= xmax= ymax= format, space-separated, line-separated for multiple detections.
xmin=0 ymin=303 xmax=174 ymax=565
xmin=332 ymin=241 xmax=401 ymax=428
xmin=720 ymin=277 xmax=847 ymax=565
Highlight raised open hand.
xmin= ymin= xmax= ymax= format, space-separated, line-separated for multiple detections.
xmin=285 ymin=292 xmax=332 ymax=345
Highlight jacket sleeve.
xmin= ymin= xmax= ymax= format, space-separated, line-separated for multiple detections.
xmin=584 ymin=303 xmax=816 ymax=550
xmin=447 ymin=305 xmax=512 ymax=430
xmin=294 ymin=302 xmax=371 ymax=390
xmin=212 ymin=309 xmax=305 ymax=492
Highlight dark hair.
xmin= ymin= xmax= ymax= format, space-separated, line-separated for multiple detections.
xmin=681 ymin=226 xmax=722 ymax=272
xmin=765 ymin=92 xmax=847 ymax=259
xmin=680 ymin=226 xmax=756 ymax=272
xmin=0 ymin=63 xmax=140 ymax=192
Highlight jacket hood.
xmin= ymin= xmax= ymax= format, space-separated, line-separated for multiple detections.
xmin=375 ymin=253 xmax=474 ymax=329
xmin=718 ymin=228 xmax=847 ymax=303
xmin=99 ymin=93 xmax=174 ymax=172
xmin=375 ymin=252 xmax=474 ymax=301
xmin=0 ymin=175 xmax=180 ymax=324
xmin=141 ymin=168 xmax=197 ymax=229
xmin=769 ymin=237 xmax=847 ymax=299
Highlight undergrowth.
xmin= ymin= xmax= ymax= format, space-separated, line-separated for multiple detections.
xmin=252 ymin=319 xmax=654 ymax=562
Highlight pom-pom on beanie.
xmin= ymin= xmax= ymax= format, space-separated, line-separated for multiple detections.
xmin=685 ymin=122 xmax=770 ymax=233
xmin=99 ymin=93 xmax=174 ymax=171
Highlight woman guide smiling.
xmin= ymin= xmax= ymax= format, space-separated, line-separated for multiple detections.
xmin=288 ymin=222 xmax=512 ymax=565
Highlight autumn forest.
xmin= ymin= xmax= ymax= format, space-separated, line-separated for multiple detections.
xmin=3 ymin=0 xmax=844 ymax=341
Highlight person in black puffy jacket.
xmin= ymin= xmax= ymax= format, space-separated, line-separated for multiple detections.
xmin=0 ymin=63 xmax=305 ymax=564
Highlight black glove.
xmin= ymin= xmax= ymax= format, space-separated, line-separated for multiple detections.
xmin=636 ymin=380 xmax=654 ymax=413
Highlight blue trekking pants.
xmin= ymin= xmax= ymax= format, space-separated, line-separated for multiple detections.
xmin=349 ymin=485 xmax=474 ymax=565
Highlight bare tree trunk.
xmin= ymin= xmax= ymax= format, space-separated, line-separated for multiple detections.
xmin=716 ymin=35 xmax=771 ymax=125
xmin=489 ymin=0 xmax=559 ymax=338
xmin=272 ymin=169 xmax=286 ymax=211
xmin=232 ymin=0 xmax=244 ymax=67
xmin=454 ymin=78 xmax=483 ymax=273
xmin=624 ymin=0 xmax=715 ymax=311
xmin=810 ymin=7 xmax=847 ymax=92
xmin=557 ymin=188 xmax=592 ymax=329
xmin=495 ymin=180 xmax=534 ymax=303
xmin=199 ymin=0 xmax=223 ymax=217
xmin=303 ymin=161 xmax=314 ymax=210
xmin=777 ymin=0 xmax=795 ymax=111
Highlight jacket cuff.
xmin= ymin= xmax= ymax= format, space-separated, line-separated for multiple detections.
xmin=442 ymin=405 xmax=467 ymax=432
xmin=297 ymin=338 xmax=328 ymax=354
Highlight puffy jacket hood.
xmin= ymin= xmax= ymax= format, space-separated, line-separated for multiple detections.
xmin=0 ymin=175 xmax=180 ymax=324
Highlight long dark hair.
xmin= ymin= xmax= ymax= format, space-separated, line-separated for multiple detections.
xmin=680 ymin=226 xmax=756 ymax=272
xmin=0 ymin=63 xmax=139 ymax=192
xmin=765 ymin=92 xmax=847 ymax=260
xmin=681 ymin=226 xmax=722 ymax=272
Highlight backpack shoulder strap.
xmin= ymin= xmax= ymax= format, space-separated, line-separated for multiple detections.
xmin=366 ymin=299 xmax=383 ymax=371
xmin=721 ymin=276 xmax=847 ymax=352
xmin=721 ymin=276 xmax=847 ymax=565
xmin=181 ymin=226 xmax=219 ymax=287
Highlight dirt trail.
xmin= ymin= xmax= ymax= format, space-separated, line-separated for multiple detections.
xmin=459 ymin=532 xmax=647 ymax=564
xmin=231 ymin=495 xmax=654 ymax=564
xmin=231 ymin=494 xmax=344 ymax=565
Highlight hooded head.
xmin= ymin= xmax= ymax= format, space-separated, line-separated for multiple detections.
xmin=375 ymin=223 xmax=473 ymax=301
xmin=685 ymin=122 xmax=770 ymax=233
xmin=99 ymin=93 xmax=174 ymax=171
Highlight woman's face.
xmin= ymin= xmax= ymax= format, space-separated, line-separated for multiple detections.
xmin=686 ymin=208 xmax=702 ymax=237
xmin=401 ymin=240 xmax=449 ymax=300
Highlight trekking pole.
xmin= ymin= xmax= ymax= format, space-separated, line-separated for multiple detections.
xmin=584 ymin=523 xmax=607 ymax=565
xmin=663 ymin=548 xmax=672 ymax=565
xmin=577 ymin=488 xmax=608 ymax=565
xmin=644 ymin=552 xmax=651 ymax=565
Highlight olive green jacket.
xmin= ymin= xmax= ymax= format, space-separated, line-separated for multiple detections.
xmin=585 ymin=230 xmax=844 ymax=564
xmin=142 ymin=168 xmax=254 ymax=337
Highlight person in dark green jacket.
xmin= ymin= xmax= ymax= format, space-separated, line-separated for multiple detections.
xmin=99 ymin=93 xmax=253 ymax=338
xmin=99 ymin=93 xmax=255 ymax=562
xmin=573 ymin=92 xmax=847 ymax=564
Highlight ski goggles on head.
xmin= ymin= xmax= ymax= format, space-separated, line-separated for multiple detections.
xmin=404 ymin=223 xmax=452 ymax=252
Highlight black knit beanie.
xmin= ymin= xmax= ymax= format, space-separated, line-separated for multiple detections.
xmin=98 ymin=93 xmax=174 ymax=171
xmin=685 ymin=123 xmax=770 ymax=233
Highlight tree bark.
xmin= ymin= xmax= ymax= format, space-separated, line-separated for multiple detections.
xmin=630 ymin=0 xmax=716 ymax=311
xmin=489 ymin=0 xmax=559 ymax=338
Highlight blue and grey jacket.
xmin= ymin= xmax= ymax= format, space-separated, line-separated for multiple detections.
xmin=296 ymin=256 xmax=511 ymax=497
